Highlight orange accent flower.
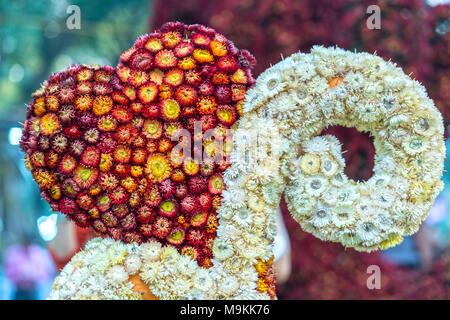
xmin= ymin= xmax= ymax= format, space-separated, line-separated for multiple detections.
xmin=92 ymin=96 xmax=114 ymax=116
xmin=117 ymin=65 xmax=131 ymax=82
xmin=74 ymin=95 xmax=93 ymax=112
xmin=211 ymin=72 xmax=229 ymax=85
xmin=145 ymin=38 xmax=163 ymax=52
xmin=196 ymin=96 xmax=217 ymax=115
xmin=32 ymin=169 xmax=57 ymax=189
xmin=171 ymin=168 xmax=185 ymax=182
xmin=121 ymin=176 xmax=137 ymax=193
xmin=161 ymin=31 xmax=182 ymax=48
xmin=231 ymin=84 xmax=246 ymax=101
xmin=200 ymin=257 xmax=213 ymax=268
xmin=99 ymin=153 xmax=113 ymax=172
xmin=94 ymin=70 xmax=112 ymax=83
xmin=183 ymin=157 xmax=200 ymax=176
xmin=143 ymin=119 xmax=163 ymax=139
xmin=132 ymin=148 xmax=147 ymax=165
xmin=175 ymin=85 xmax=198 ymax=107
xmin=138 ymin=82 xmax=159 ymax=103
xmin=161 ymin=99 xmax=180 ymax=120
xmin=177 ymin=57 xmax=197 ymax=70
xmin=328 ymin=76 xmax=344 ymax=87
xmin=130 ymin=102 xmax=143 ymax=113
xmin=255 ymin=260 xmax=269 ymax=276
xmin=39 ymin=113 xmax=61 ymax=136
xmin=236 ymin=100 xmax=244 ymax=117
xmin=114 ymin=145 xmax=132 ymax=163
xmin=33 ymin=97 xmax=46 ymax=116
xmin=193 ymin=48 xmax=214 ymax=63
xmin=206 ymin=214 xmax=218 ymax=233
xmin=158 ymin=84 xmax=173 ymax=100
xmin=164 ymin=68 xmax=184 ymax=87
xmin=130 ymin=165 xmax=143 ymax=177
xmin=231 ymin=69 xmax=248 ymax=84
xmin=158 ymin=138 xmax=173 ymax=153
xmin=46 ymin=95 xmax=59 ymax=111
xmin=123 ymin=86 xmax=136 ymax=100
xmin=77 ymin=68 xmax=94 ymax=81
xmin=256 ymin=278 xmax=269 ymax=293
xmin=97 ymin=115 xmax=118 ymax=132
xmin=210 ymin=40 xmax=228 ymax=57
xmin=155 ymin=50 xmax=178 ymax=69
xmin=146 ymin=154 xmax=172 ymax=182
xmin=128 ymin=70 xmax=150 ymax=87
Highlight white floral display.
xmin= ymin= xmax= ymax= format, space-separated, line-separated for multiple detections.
xmin=49 ymin=46 xmax=445 ymax=299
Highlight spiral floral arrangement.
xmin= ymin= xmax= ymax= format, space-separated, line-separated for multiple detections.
xmin=251 ymin=46 xmax=445 ymax=252
xmin=20 ymin=22 xmax=444 ymax=299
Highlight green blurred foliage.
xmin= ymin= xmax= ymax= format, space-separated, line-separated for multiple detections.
xmin=0 ymin=0 xmax=151 ymax=117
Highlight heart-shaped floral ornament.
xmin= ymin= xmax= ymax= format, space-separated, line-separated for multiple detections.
xmin=20 ymin=22 xmax=256 ymax=269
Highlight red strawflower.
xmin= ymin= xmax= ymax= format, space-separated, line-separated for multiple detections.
xmin=216 ymin=55 xmax=239 ymax=73
xmin=174 ymin=41 xmax=194 ymax=58
xmin=102 ymin=211 xmax=119 ymax=228
xmin=110 ymin=186 xmax=129 ymax=204
xmin=198 ymin=192 xmax=212 ymax=211
xmin=158 ymin=178 xmax=175 ymax=197
xmin=59 ymin=197 xmax=78 ymax=214
xmin=93 ymin=219 xmax=107 ymax=234
xmin=108 ymin=227 xmax=122 ymax=241
xmin=188 ymin=176 xmax=207 ymax=194
xmin=198 ymin=81 xmax=214 ymax=96
xmin=152 ymin=216 xmax=172 ymax=239
xmin=112 ymin=107 xmax=134 ymax=123
xmin=186 ymin=228 xmax=205 ymax=246
xmin=63 ymin=123 xmax=82 ymax=139
xmin=143 ymin=103 xmax=160 ymax=118
xmin=214 ymin=85 xmax=232 ymax=104
xmin=72 ymin=213 xmax=90 ymax=228
xmin=122 ymin=232 xmax=142 ymax=244
xmin=175 ymin=183 xmax=188 ymax=199
xmin=129 ymin=50 xmax=153 ymax=70
xmin=136 ymin=205 xmax=154 ymax=224
xmin=180 ymin=195 xmax=200 ymax=215
xmin=139 ymin=223 xmax=153 ymax=237
xmin=155 ymin=49 xmax=178 ymax=69
xmin=81 ymin=145 xmax=101 ymax=167
xmin=112 ymin=203 xmax=129 ymax=219
xmin=121 ymin=213 xmax=137 ymax=231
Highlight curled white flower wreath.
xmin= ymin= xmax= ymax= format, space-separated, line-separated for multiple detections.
xmin=49 ymin=46 xmax=445 ymax=300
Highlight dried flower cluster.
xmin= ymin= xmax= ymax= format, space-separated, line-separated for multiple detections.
xmin=20 ymin=22 xmax=256 ymax=268
xmin=240 ymin=46 xmax=445 ymax=252
xmin=278 ymin=206 xmax=450 ymax=300
xmin=26 ymin=32 xmax=444 ymax=298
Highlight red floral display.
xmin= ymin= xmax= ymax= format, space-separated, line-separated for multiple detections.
xmin=20 ymin=22 xmax=256 ymax=268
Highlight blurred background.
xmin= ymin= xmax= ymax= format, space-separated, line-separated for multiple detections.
xmin=0 ymin=0 xmax=448 ymax=299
